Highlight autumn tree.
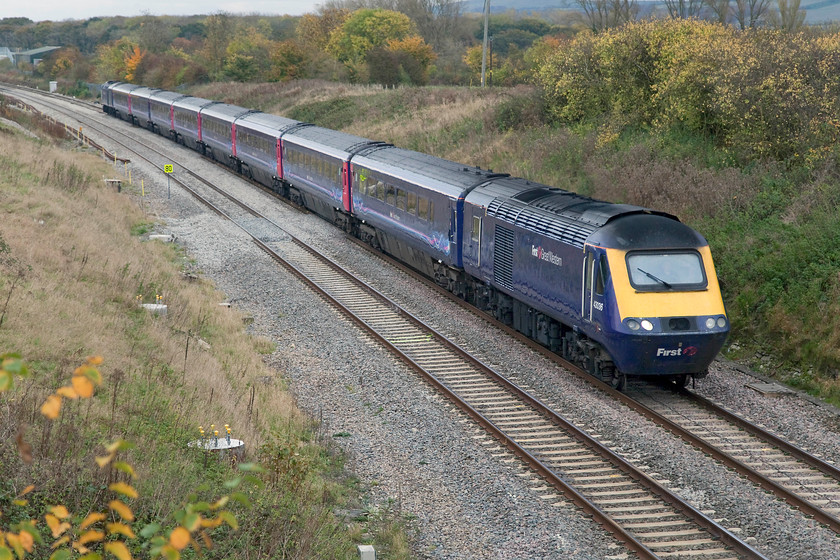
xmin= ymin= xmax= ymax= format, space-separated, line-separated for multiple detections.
xmin=575 ymin=0 xmax=639 ymax=31
xmin=326 ymin=8 xmax=429 ymax=82
xmin=368 ymin=35 xmax=437 ymax=85
xmin=297 ymin=7 xmax=350 ymax=50
xmin=733 ymin=0 xmax=773 ymax=28
xmin=202 ymin=12 xmax=234 ymax=79
xmin=269 ymin=40 xmax=307 ymax=82
xmin=326 ymin=9 xmax=414 ymax=66
xmin=95 ymin=38 xmax=142 ymax=81
xmin=662 ymin=0 xmax=705 ymax=17
xmin=223 ymin=27 xmax=273 ymax=81
xmin=767 ymin=0 xmax=806 ymax=31
xmin=135 ymin=14 xmax=177 ymax=54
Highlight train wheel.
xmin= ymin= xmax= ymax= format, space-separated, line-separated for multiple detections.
xmin=607 ymin=369 xmax=626 ymax=391
xmin=674 ymin=374 xmax=690 ymax=388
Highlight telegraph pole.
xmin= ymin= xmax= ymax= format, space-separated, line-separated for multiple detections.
xmin=481 ymin=0 xmax=490 ymax=87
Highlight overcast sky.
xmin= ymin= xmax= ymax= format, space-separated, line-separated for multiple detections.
xmin=5 ymin=0 xmax=318 ymax=22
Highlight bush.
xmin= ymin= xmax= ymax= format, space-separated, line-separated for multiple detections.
xmin=534 ymin=20 xmax=840 ymax=164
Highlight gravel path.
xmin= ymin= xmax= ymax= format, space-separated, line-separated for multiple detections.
xmin=30 ymin=95 xmax=840 ymax=559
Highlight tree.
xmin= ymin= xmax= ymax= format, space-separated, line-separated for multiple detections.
xmin=223 ymin=28 xmax=273 ymax=82
xmin=575 ymin=0 xmax=639 ymax=32
xmin=297 ymin=7 xmax=350 ymax=50
xmin=662 ymin=0 xmax=705 ymax=17
xmin=368 ymin=34 xmax=437 ymax=85
xmin=136 ymin=14 xmax=176 ymax=54
xmin=95 ymin=38 xmax=141 ymax=81
xmin=269 ymin=40 xmax=307 ymax=82
xmin=733 ymin=0 xmax=773 ymax=28
xmin=326 ymin=9 xmax=418 ymax=81
xmin=767 ymin=0 xmax=806 ymax=31
xmin=202 ymin=12 xmax=233 ymax=79
xmin=704 ymin=0 xmax=732 ymax=23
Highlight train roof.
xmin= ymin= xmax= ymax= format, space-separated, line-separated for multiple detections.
xmin=128 ymin=86 xmax=159 ymax=101
xmin=149 ymin=90 xmax=186 ymax=104
xmin=201 ymin=103 xmax=251 ymax=121
xmin=172 ymin=96 xmax=216 ymax=111
xmin=235 ymin=112 xmax=302 ymax=137
xmin=111 ymin=83 xmax=142 ymax=94
xmin=467 ymin=177 xmax=680 ymax=249
xmin=591 ymin=213 xmax=707 ymax=250
xmin=353 ymin=147 xmax=506 ymax=199
xmin=283 ymin=126 xmax=382 ymax=161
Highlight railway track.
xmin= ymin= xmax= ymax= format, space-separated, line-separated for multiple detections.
xmin=2 ymin=83 xmax=820 ymax=558
xmin=349 ymin=234 xmax=840 ymax=537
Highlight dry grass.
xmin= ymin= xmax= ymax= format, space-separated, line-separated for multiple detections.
xmin=0 ymin=128 xmax=302 ymax=510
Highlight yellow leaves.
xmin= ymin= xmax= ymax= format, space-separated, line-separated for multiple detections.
xmin=17 ymin=531 xmax=34 ymax=553
xmin=77 ymin=530 xmax=104 ymax=545
xmin=56 ymin=386 xmax=79 ymax=399
xmin=109 ymin=500 xmax=134 ymax=522
xmin=80 ymin=513 xmax=107 ymax=530
xmin=106 ymin=523 xmax=136 ymax=539
xmin=46 ymin=514 xmax=72 ymax=538
xmin=50 ymin=506 xmax=71 ymax=519
xmin=104 ymin=541 xmax=132 ymax=560
xmin=41 ymin=395 xmax=63 ymax=419
xmin=40 ymin=357 xmax=103 ymax=419
xmin=71 ymin=374 xmax=94 ymax=398
xmin=124 ymin=45 xmax=147 ymax=82
xmin=168 ymin=527 xmax=191 ymax=550
xmin=109 ymin=482 xmax=138 ymax=499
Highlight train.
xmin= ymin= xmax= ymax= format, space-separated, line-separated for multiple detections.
xmin=101 ymin=80 xmax=729 ymax=390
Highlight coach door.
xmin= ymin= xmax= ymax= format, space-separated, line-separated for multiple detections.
xmin=471 ymin=215 xmax=482 ymax=266
xmin=582 ymin=248 xmax=607 ymax=325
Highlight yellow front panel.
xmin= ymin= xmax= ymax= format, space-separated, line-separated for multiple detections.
xmin=605 ymin=246 xmax=726 ymax=320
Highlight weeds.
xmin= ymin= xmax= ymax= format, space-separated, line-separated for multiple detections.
xmin=0 ymin=128 xmax=389 ymax=558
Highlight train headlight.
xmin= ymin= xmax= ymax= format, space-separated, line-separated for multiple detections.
xmin=717 ymin=317 xmax=727 ymax=328
xmin=640 ymin=320 xmax=654 ymax=331
xmin=627 ymin=319 xmax=640 ymax=331
xmin=705 ymin=317 xmax=716 ymax=329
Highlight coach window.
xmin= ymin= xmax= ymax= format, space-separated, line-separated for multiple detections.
xmin=385 ymin=184 xmax=396 ymax=206
xmin=396 ymin=188 xmax=407 ymax=211
xmin=407 ymin=191 xmax=417 ymax=215
xmin=418 ymin=197 xmax=429 ymax=220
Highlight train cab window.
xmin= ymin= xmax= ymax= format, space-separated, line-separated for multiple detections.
xmin=471 ymin=216 xmax=481 ymax=242
xmin=396 ymin=189 xmax=407 ymax=211
xmin=418 ymin=197 xmax=429 ymax=220
xmin=626 ymin=250 xmax=707 ymax=292
xmin=595 ymin=257 xmax=608 ymax=295
xmin=407 ymin=192 xmax=417 ymax=215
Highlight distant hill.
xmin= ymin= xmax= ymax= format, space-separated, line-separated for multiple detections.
xmin=461 ymin=0 xmax=840 ymax=24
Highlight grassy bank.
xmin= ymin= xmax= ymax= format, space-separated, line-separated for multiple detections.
xmin=190 ymin=79 xmax=840 ymax=407
xmin=0 ymin=107 xmax=410 ymax=557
